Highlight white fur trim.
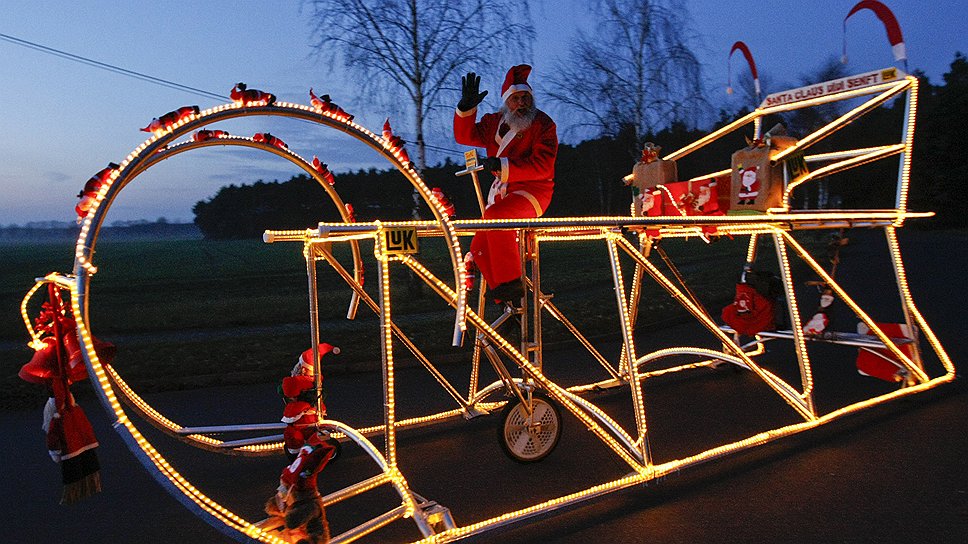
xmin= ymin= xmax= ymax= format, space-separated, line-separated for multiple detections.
xmin=892 ymin=42 xmax=907 ymax=62
xmin=281 ymin=408 xmax=316 ymax=424
xmin=59 ymin=440 xmax=100 ymax=461
xmin=456 ymin=106 xmax=477 ymax=118
xmin=500 ymin=157 xmax=509 ymax=182
xmin=501 ymin=84 xmax=532 ymax=102
xmin=496 ymin=126 xmax=517 ymax=157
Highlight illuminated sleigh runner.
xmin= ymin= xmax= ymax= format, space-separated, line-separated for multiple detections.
xmin=52 ymin=68 xmax=954 ymax=543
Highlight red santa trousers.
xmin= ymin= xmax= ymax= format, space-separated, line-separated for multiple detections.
xmin=470 ymin=192 xmax=540 ymax=287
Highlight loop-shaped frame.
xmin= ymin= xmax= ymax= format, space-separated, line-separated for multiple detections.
xmin=66 ymin=97 xmax=467 ymax=542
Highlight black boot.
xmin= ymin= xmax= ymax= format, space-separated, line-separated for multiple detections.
xmin=486 ymin=279 xmax=524 ymax=305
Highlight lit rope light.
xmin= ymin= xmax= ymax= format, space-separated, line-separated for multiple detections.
xmin=20 ymin=277 xmax=51 ymax=349
xmin=68 ymin=96 xmax=474 ymax=540
xmin=422 ymin=473 xmax=648 ymax=543
xmin=301 ymin=211 xmax=933 ymax=236
xmin=769 ymin=80 xmax=910 ymax=164
xmin=374 ymin=223 xmax=400 ymax=468
xmin=74 ymin=273 xmax=421 ymax=539
xmin=611 ymin=234 xmax=813 ymax=420
xmin=73 ymin=100 xmax=466 ymax=322
xmin=895 ymin=78 xmax=919 ymax=224
xmin=664 ymin=110 xmax=759 ymax=161
xmin=603 ymin=233 xmax=652 ymax=464
xmin=68 ymin=284 xmax=289 ymax=543
xmin=884 ymin=227 xmax=956 ymax=375
xmin=771 ymin=231 xmax=816 ymax=410
xmin=782 ymin=144 xmax=905 ymax=207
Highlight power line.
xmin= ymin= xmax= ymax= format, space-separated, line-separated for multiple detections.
xmin=0 ymin=32 xmax=469 ymax=158
xmin=0 ymin=32 xmax=228 ymax=101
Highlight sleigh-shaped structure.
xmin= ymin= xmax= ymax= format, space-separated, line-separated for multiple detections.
xmin=21 ymin=66 xmax=954 ymax=542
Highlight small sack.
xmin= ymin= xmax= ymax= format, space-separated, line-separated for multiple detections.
xmin=729 ymin=124 xmax=796 ymax=213
xmin=632 ymin=159 xmax=678 ymax=190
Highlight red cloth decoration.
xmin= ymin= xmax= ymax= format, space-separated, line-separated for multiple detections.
xmin=312 ymin=156 xmax=336 ymax=186
xmin=253 ymin=132 xmax=288 ymax=149
xmin=843 ymin=1 xmax=906 ymax=64
xmin=855 ymin=322 xmax=913 ymax=382
xmin=75 ymin=163 xmax=119 ymax=222
xmin=140 ymin=105 xmax=200 ymax=133
xmin=265 ymin=433 xmax=336 ymax=542
xmin=501 ymin=64 xmax=533 ymax=102
xmin=279 ymin=344 xmax=339 ymax=458
xmin=727 ymin=41 xmax=761 ymax=98
xmin=192 ymin=129 xmax=227 ymax=142
xmin=280 ymin=434 xmax=337 ymax=491
xmin=722 ymin=282 xmax=776 ymax=336
xmin=19 ymin=284 xmax=103 ymax=502
xmin=431 ymin=187 xmax=456 ymax=217
xmin=382 ymin=118 xmax=411 ymax=164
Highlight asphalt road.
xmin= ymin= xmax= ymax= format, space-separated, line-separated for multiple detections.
xmin=2 ymin=228 xmax=965 ymax=543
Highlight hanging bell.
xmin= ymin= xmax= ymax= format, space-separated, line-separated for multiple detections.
xmin=60 ymin=322 xmax=116 ymax=383
xmin=19 ymin=337 xmax=59 ymax=385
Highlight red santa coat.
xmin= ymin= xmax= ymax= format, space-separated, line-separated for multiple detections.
xmin=454 ymin=107 xmax=558 ymax=287
xmin=453 ymin=108 xmax=557 ymax=212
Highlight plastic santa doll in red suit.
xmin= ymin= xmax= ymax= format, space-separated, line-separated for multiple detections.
xmin=280 ymin=345 xmax=339 ymax=461
xmin=454 ymin=64 xmax=558 ymax=304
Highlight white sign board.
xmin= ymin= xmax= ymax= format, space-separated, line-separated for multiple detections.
xmin=760 ymin=67 xmax=906 ymax=108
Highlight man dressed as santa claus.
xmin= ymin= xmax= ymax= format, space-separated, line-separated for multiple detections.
xmin=454 ymin=64 xmax=558 ymax=304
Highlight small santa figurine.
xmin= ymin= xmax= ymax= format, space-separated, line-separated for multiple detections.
xmin=803 ymin=288 xmax=835 ymax=336
xmin=279 ymin=345 xmax=339 ymax=460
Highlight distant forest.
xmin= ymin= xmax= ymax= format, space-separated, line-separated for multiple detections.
xmin=193 ymin=55 xmax=968 ymax=239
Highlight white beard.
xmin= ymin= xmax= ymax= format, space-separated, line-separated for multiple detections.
xmin=500 ymin=104 xmax=537 ymax=133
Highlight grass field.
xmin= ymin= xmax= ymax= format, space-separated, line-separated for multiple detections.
xmin=1 ymin=231 xmax=827 ymax=410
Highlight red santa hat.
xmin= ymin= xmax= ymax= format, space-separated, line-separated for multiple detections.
xmin=842 ymin=1 xmax=907 ymax=66
xmin=291 ymin=343 xmax=340 ymax=377
xmin=292 ymin=348 xmax=317 ymax=377
xmin=501 ymin=64 xmax=533 ymax=103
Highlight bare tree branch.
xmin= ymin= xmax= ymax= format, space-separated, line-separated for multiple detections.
xmin=547 ymin=0 xmax=708 ymax=143
xmin=306 ymin=0 xmax=535 ymax=175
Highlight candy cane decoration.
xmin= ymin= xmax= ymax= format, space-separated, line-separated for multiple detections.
xmin=842 ymin=0 xmax=907 ymax=70
xmin=727 ymin=41 xmax=760 ymax=100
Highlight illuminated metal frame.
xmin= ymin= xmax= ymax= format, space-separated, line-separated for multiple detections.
xmin=22 ymin=68 xmax=952 ymax=542
xmin=58 ymin=96 xmax=470 ymax=542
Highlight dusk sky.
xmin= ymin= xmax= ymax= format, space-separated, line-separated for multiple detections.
xmin=1 ymin=1 xmax=964 ymax=225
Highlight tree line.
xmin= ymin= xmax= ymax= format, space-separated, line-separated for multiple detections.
xmin=193 ymin=52 xmax=967 ymax=238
